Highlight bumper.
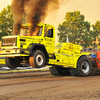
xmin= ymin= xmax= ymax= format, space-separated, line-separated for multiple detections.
xmin=0 ymin=48 xmax=30 ymax=57
xmin=0 ymin=57 xmax=5 ymax=64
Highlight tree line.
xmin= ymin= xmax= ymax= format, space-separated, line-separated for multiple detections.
xmin=0 ymin=5 xmax=100 ymax=48
xmin=0 ymin=5 xmax=13 ymax=40
xmin=57 ymin=11 xmax=100 ymax=47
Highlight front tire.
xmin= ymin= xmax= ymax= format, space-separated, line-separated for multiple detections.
xmin=5 ymin=57 xmax=20 ymax=69
xmin=70 ymin=56 xmax=92 ymax=76
xmin=29 ymin=51 xmax=45 ymax=68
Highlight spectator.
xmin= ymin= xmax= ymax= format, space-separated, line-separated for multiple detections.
xmin=91 ymin=50 xmax=97 ymax=58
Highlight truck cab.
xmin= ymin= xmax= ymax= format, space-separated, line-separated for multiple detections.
xmin=0 ymin=23 xmax=55 ymax=69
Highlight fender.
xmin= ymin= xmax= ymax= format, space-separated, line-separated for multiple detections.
xmin=28 ymin=43 xmax=49 ymax=63
xmin=75 ymin=55 xmax=87 ymax=68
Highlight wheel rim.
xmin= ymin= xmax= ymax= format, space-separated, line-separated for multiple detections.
xmin=81 ymin=61 xmax=90 ymax=73
xmin=36 ymin=54 xmax=43 ymax=65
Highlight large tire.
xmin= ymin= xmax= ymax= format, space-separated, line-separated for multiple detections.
xmin=70 ymin=56 xmax=92 ymax=76
xmin=29 ymin=51 xmax=45 ymax=68
xmin=49 ymin=66 xmax=70 ymax=76
xmin=5 ymin=57 xmax=20 ymax=69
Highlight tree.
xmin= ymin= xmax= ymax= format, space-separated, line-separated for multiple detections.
xmin=0 ymin=5 xmax=13 ymax=40
xmin=57 ymin=11 xmax=92 ymax=47
xmin=92 ymin=20 xmax=100 ymax=38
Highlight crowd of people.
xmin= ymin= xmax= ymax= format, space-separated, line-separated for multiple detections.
xmin=81 ymin=48 xmax=97 ymax=58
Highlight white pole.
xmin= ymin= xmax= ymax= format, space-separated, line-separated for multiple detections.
xmin=66 ymin=34 xmax=69 ymax=43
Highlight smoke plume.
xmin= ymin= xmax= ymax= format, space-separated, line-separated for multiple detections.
xmin=11 ymin=0 xmax=61 ymax=35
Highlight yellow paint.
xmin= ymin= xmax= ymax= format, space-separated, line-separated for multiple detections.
xmin=0 ymin=68 xmax=49 ymax=74
xmin=0 ymin=23 xmax=55 ymax=57
xmin=49 ymin=43 xmax=89 ymax=68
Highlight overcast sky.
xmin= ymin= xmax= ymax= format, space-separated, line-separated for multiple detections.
xmin=0 ymin=0 xmax=100 ymax=43
xmin=0 ymin=0 xmax=11 ymax=11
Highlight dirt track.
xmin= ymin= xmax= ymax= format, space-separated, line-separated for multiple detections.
xmin=0 ymin=72 xmax=100 ymax=100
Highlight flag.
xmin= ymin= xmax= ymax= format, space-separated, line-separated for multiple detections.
xmin=96 ymin=37 xmax=99 ymax=45
xmin=66 ymin=36 xmax=69 ymax=43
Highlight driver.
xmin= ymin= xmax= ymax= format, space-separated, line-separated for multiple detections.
xmin=44 ymin=27 xmax=48 ymax=36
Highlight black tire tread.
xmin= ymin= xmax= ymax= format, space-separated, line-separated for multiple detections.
xmin=49 ymin=66 xmax=70 ymax=76
xmin=5 ymin=57 xmax=20 ymax=69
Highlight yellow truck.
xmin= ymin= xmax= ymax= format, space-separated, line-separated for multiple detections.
xmin=0 ymin=41 xmax=5 ymax=67
xmin=0 ymin=23 xmax=91 ymax=76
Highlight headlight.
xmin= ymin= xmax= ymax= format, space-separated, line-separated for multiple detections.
xmin=13 ymin=43 xmax=16 ymax=46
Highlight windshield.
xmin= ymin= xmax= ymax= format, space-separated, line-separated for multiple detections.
xmin=20 ymin=28 xmax=29 ymax=36
xmin=20 ymin=26 xmax=43 ymax=36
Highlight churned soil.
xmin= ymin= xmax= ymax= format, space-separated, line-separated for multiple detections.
xmin=0 ymin=72 xmax=100 ymax=100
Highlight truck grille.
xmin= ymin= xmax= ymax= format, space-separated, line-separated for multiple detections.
xmin=2 ymin=37 xmax=17 ymax=46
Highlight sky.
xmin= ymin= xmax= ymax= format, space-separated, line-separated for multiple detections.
xmin=0 ymin=0 xmax=11 ymax=11
xmin=0 ymin=0 xmax=100 ymax=44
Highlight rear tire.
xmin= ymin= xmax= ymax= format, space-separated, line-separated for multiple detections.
xmin=29 ymin=51 xmax=45 ymax=68
xmin=70 ymin=56 xmax=92 ymax=76
xmin=5 ymin=57 xmax=20 ymax=69
xmin=49 ymin=66 xmax=70 ymax=76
